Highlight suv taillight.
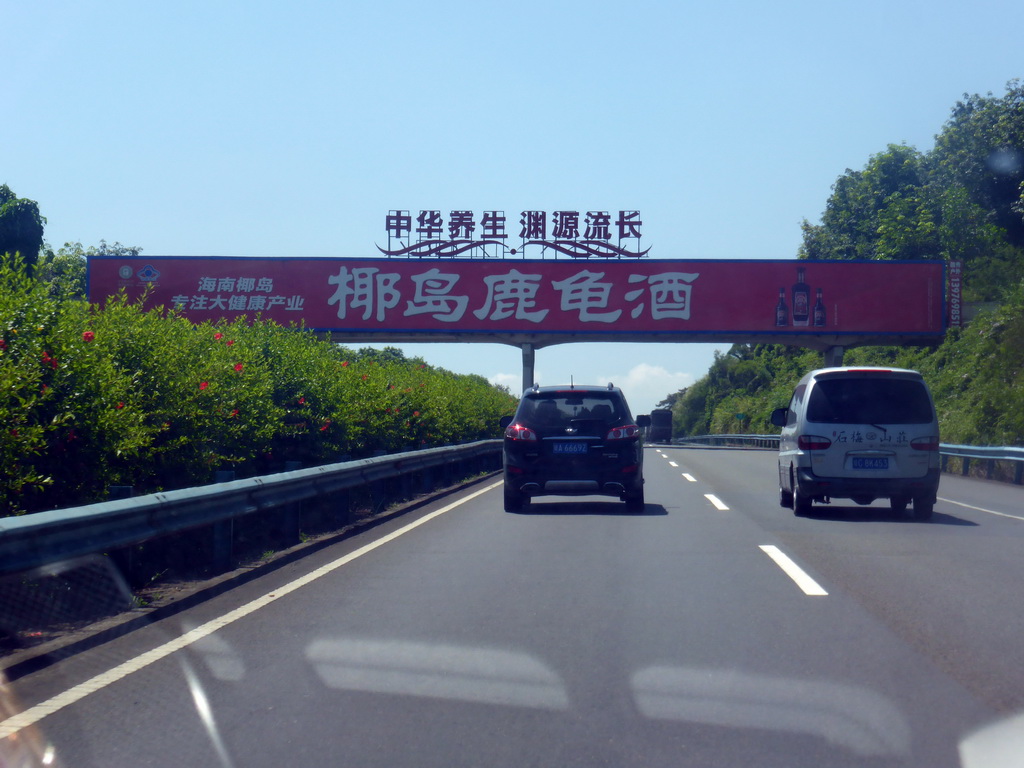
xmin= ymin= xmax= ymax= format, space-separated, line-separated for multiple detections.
xmin=504 ymin=423 xmax=538 ymax=441
xmin=606 ymin=424 xmax=640 ymax=440
xmin=798 ymin=435 xmax=832 ymax=450
xmin=911 ymin=436 xmax=940 ymax=451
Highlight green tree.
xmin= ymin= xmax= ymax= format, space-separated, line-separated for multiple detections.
xmin=0 ymin=185 xmax=46 ymax=273
xmin=930 ymin=80 xmax=1024 ymax=250
xmin=36 ymin=240 xmax=142 ymax=300
xmin=799 ymin=144 xmax=935 ymax=262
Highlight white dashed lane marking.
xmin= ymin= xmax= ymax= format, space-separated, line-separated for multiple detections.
xmin=704 ymin=494 xmax=729 ymax=511
xmin=759 ymin=545 xmax=829 ymax=596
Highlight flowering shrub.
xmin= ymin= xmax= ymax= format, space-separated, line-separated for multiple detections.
xmin=0 ymin=257 xmax=517 ymax=515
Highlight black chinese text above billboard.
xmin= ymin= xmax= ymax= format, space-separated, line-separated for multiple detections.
xmin=377 ymin=209 xmax=649 ymax=259
xmin=87 ymin=257 xmax=949 ymax=346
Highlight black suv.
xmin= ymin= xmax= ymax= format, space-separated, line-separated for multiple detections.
xmin=499 ymin=384 xmax=650 ymax=513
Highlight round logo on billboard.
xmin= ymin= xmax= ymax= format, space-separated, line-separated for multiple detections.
xmin=118 ymin=266 xmax=133 ymax=279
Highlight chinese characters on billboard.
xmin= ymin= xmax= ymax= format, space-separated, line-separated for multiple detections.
xmin=87 ymin=257 xmax=948 ymax=341
xmin=377 ymin=210 xmax=650 ymax=259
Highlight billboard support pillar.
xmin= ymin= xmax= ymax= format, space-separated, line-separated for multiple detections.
xmin=825 ymin=346 xmax=844 ymax=367
xmin=521 ymin=344 xmax=535 ymax=394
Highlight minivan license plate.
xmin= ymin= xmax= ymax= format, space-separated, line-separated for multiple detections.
xmin=553 ymin=442 xmax=588 ymax=455
xmin=852 ymin=457 xmax=889 ymax=470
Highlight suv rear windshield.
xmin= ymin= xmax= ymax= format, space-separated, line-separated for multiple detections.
xmin=517 ymin=392 xmax=629 ymax=432
xmin=807 ymin=378 xmax=934 ymax=425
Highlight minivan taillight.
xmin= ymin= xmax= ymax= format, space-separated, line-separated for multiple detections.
xmin=798 ymin=435 xmax=832 ymax=450
xmin=504 ymin=423 xmax=538 ymax=441
xmin=911 ymin=436 xmax=940 ymax=451
xmin=606 ymin=424 xmax=640 ymax=440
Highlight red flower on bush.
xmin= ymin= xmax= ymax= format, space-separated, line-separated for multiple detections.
xmin=298 ymin=396 xmax=306 ymax=405
xmin=234 ymin=363 xmax=244 ymax=372
xmin=341 ymin=361 xmax=349 ymax=367
xmin=361 ymin=374 xmax=368 ymax=381
xmin=116 ymin=402 xmax=125 ymax=409
xmin=200 ymin=381 xmax=210 ymax=390
xmin=0 ymin=339 xmax=6 ymax=350
xmin=413 ymin=411 xmax=420 ymax=417
xmin=214 ymin=333 xmax=223 ymax=340
xmin=230 ymin=409 xmax=239 ymax=418
xmin=226 ymin=339 xmax=235 ymax=346
xmin=320 ymin=420 xmax=331 ymax=432
xmin=41 ymin=351 xmax=58 ymax=369
xmin=82 ymin=331 xmax=95 ymax=342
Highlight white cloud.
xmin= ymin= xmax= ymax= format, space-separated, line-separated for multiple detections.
xmin=489 ymin=372 xmax=521 ymax=393
xmin=598 ymin=363 xmax=695 ymax=415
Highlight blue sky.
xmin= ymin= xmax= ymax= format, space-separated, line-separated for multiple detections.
xmin=3 ymin=0 xmax=1022 ymax=414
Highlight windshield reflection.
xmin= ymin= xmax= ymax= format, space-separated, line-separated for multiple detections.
xmin=306 ymin=638 xmax=570 ymax=711
xmin=632 ymin=664 xmax=910 ymax=758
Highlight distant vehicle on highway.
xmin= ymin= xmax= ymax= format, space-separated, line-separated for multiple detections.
xmin=648 ymin=409 xmax=673 ymax=443
xmin=771 ymin=367 xmax=941 ymax=519
xmin=499 ymin=383 xmax=650 ymax=513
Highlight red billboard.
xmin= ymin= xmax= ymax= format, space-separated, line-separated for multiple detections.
xmin=87 ymin=257 xmax=946 ymax=341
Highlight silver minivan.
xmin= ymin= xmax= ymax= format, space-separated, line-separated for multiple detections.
xmin=770 ymin=367 xmax=940 ymax=519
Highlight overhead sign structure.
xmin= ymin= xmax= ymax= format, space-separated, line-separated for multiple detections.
xmin=87 ymin=256 xmax=948 ymax=351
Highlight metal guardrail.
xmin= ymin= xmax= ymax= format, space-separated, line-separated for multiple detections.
xmin=672 ymin=434 xmax=781 ymax=449
xmin=670 ymin=434 xmax=1024 ymax=485
xmin=0 ymin=440 xmax=501 ymax=578
xmin=939 ymin=444 xmax=1024 ymax=484
xmin=4 ymin=435 xmax=1018 ymax=580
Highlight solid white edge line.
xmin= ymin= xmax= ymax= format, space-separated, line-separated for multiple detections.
xmin=704 ymin=494 xmax=729 ymax=511
xmin=938 ymin=496 xmax=1024 ymax=522
xmin=0 ymin=480 xmax=503 ymax=740
xmin=759 ymin=545 xmax=828 ymax=596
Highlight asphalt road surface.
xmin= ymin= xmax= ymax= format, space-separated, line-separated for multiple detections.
xmin=4 ymin=446 xmax=1024 ymax=767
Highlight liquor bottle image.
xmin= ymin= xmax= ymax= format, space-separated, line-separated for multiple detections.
xmin=813 ymin=287 xmax=826 ymax=327
xmin=791 ymin=267 xmax=810 ymax=326
xmin=775 ymin=288 xmax=788 ymax=326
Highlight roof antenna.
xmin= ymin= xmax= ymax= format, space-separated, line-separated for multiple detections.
xmin=570 ymin=375 xmax=574 ymax=388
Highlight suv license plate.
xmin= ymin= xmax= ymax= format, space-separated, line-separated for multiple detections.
xmin=852 ymin=457 xmax=889 ymax=470
xmin=552 ymin=442 xmax=588 ymax=455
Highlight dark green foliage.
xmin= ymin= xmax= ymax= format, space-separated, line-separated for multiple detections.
xmin=665 ymin=81 xmax=1024 ymax=444
xmin=798 ymin=82 xmax=1024 ymax=301
xmin=0 ymin=185 xmax=46 ymax=273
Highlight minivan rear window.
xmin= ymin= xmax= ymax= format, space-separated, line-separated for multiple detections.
xmin=806 ymin=378 xmax=933 ymax=424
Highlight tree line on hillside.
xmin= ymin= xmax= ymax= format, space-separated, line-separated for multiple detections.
xmin=663 ymin=81 xmax=1024 ymax=445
